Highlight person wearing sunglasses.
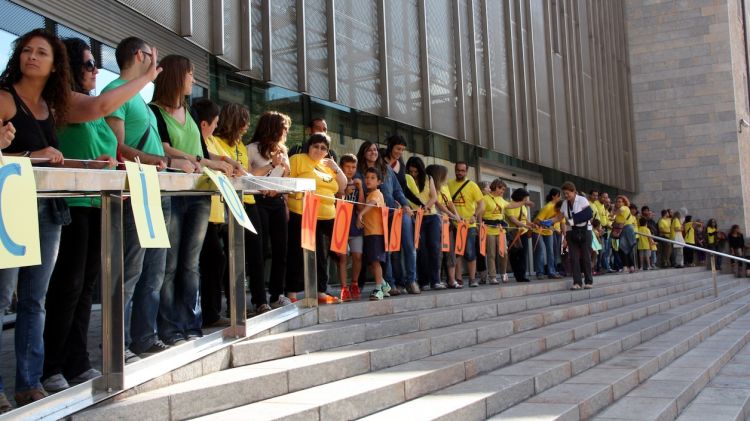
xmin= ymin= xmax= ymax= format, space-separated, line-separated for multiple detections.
xmin=285 ymin=133 xmax=347 ymax=304
xmin=39 ymin=37 xmax=118 ymax=395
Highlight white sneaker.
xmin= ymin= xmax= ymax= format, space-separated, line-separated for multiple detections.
xmin=68 ymin=368 xmax=102 ymax=385
xmin=270 ymin=296 xmax=293 ymax=309
xmin=42 ymin=374 xmax=69 ymax=393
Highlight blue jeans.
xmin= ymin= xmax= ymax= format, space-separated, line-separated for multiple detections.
xmin=600 ymin=231 xmax=612 ymax=271
xmin=390 ymin=212 xmax=417 ymax=287
xmin=417 ymin=214 xmax=442 ymax=287
xmin=123 ymin=197 xmax=171 ymax=354
xmin=533 ymin=234 xmax=559 ymax=276
xmin=0 ymin=199 xmax=62 ymax=392
xmin=159 ymin=196 xmax=210 ymax=343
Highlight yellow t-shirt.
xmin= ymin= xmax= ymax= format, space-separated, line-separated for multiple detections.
xmin=505 ymin=203 xmax=528 ymax=234
xmin=437 ymin=185 xmax=451 ymax=207
xmin=590 ymin=200 xmax=609 ymax=227
xmin=203 ymin=135 xmax=227 ymax=223
xmin=671 ymin=219 xmax=682 ymax=239
xmin=482 ymin=194 xmax=507 ymax=236
xmin=406 ymin=174 xmax=435 ymax=215
xmin=534 ymin=201 xmax=559 ymax=236
xmin=707 ymin=227 xmax=717 ymax=245
xmin=615 ymin=206 xmax=635 ymax=226
xmin=287 ymin=153 xmax=339 ymax=220
xmin=364 ymin=190 xmax=385 ymax=236
xmin=685 ymin=222 xmax=695 ymax=244
xmin=448 ymin=179 xmax=483 ymax=227
xmin=658 ymin=218 xmax=672 ymax=238
xmin=215 ymin=136 xmax=255 ymax=206
xmin=637 ymin=226 xmax=651 ymax=250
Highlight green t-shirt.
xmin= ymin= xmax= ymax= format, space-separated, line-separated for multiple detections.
xmin=101 ymin=78 xmax=165 ymax=157
xmin=57 ymin=117 xmax=118 ymax=207
xmin=153 ymin=105 xmax=203 ymax=157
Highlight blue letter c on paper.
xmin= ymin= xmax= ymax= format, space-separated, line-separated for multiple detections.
xmin=0 ymin=164 xmax=26 ymax=256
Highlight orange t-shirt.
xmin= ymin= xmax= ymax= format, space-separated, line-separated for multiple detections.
xmin=364 ymin=190 xmax=385 ymax=236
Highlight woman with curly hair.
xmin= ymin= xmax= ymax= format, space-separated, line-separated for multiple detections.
xmin=0 ymin=28 xmax=159 ymax=408
xmin=246 ymin=111 xmax=292 ymax=310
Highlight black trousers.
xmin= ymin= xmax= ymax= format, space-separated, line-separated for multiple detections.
xmin=254 ymin=195 xmax=288 ymax=303
xmin=508 ymin=233 xmax=528 ymax=282
xmin=567 ymin=229 xmax=593 ymax=286
xmin=199 ymin=222 xmax=229 ymax=325
xmin=286 ymin=213 xmax=335 ymax=293
xmin=43 ymin=207 xmax=100 ymax=380
xmin=244 ymin=204 xmax=268 ymax=306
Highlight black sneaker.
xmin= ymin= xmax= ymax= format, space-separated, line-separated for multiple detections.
xmin=139 ymin=340 xmax=170 ymax=356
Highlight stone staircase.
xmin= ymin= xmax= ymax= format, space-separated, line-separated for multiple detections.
xmin=71 ymin=267 xmax=750 ymax=421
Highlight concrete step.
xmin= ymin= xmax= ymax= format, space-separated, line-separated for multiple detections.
xmin=677 ymin=341 xmax=750 ymax=421
xmin=232 ymin=269 xmax=713 ymax=367
xmin=491 ymin=302 xmax=750 ymax=420
xmin=73 ymin=274 xmax=734 ymax=421
xmin=357 ymin=283 xmax=750 ymax=421
xmin=184 ymin=281 xmax=750 ymax=420
xmin=315 ymin=267 xmax=705 ymax=325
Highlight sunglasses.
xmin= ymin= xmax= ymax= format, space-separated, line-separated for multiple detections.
xmin=82 ymin=59 xmax=97 ymax=73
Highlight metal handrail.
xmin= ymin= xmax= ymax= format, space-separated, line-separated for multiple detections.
xmin=0 ymin=167 xmax=317 ymax=421
xmin=633 ymin=230 xmax=748 ymax=298
xmin=635 ymin=231 xmax=750 ymax=265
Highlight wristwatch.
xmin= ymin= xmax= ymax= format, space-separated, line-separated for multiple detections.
xmin=196 ymin=155 xmax=202 ymax=162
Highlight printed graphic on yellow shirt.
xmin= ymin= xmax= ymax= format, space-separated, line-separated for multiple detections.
xmin=124 ymin=161 xmax=170 ymax=248
xmin=0 ymin=157 xmax=40 ymax=268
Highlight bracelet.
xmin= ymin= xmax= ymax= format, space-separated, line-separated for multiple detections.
xmin=22 ymin=151 xmax=31 ymax=157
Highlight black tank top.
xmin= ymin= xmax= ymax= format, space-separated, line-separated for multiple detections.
xmin=1 ymin=85 xmax=58 ymax=153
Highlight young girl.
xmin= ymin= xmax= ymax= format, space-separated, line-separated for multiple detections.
xmin=357 ymin=168 xmax=388 ymax=300
xmin=728 ymin=225 xmax=745 ymax=276
xmin=425 ymin=164 xmax=462 ymax=288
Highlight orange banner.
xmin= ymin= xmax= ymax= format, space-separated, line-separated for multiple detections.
xmin=301 ymin=191 xmax=320 ymax=251
xmin=479 ymin=223 xmax=487 ymax=256
xmin=455 ymin=221 xmax=468 ymax=256
xmin=389 ymin=208 xmax=403 ymax=252
xmin=498 ymin=228 xmax=507 ymax=258
xmin=441 ymin=215 xmax=450 ymax=252
xmin=330 ymin=200 xmax=353 ymax=254
xmin=381 ymin=207 xmax=390 ymax=251
xmin=414 ymin=208 xmax=424 ymax=249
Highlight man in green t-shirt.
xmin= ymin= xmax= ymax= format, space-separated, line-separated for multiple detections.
xmin=102 ymin=37 xmax=193 ymax=362
xmin=448 ymin=162 xmax=485 ymax=287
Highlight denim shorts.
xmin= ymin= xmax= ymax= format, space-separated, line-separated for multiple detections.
xmin=463 ymin=227 xmax=478 ymax=262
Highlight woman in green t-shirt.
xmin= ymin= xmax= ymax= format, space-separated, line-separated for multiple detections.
xmin=42 ymin=38 xmax=118 ymax=393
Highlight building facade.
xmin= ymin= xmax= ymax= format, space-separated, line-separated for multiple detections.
xmin=1 ymin=0 xmax=636 ymax=207
xmin=626 ymin=0 xmax=750 ymax=232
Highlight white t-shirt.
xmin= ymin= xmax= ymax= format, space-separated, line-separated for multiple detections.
xmin=246 ymin=142 xmax=289 ymax=177
xmin=561 ymin=194 xmax=592 ymax=230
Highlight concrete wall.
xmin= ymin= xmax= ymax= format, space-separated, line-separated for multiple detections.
xmin=626 ymin=0 xmax=748 ymax=231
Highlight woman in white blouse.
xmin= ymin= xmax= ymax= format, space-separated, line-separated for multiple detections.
xmin=548 ymin=181 xmax=594 ymax=290
xmin=246 ymin=111 xmax=292 ymax=308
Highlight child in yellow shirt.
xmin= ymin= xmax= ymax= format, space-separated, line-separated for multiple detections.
xmin=637 ymin=217 xmax=655 ymax=270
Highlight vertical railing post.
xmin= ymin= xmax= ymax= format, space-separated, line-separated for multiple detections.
xmin=226 ymin=195 xmax=247 ymax=338
xmin=100 ymin=192 xmax=124 ymax=391
xmin=711 ymin=254 xmax=718 ymax=298
xmin=303 ymin=249 xmax=318 ymax=308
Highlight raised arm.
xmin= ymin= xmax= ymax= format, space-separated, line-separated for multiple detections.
xmin=67 ymin=49 xmax=161 ymax=124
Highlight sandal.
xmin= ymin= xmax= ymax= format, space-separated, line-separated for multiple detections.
xmin=570 ymin=284 xmax=582 ymax=290
xmin=447 ymin=281 xmax=463 ymax=289
xmin=583 ymin=284 xmax=593 ymax=289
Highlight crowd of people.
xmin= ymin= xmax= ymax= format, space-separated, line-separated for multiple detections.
xmin=0 ymin=28 xmax=745 ymax=414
